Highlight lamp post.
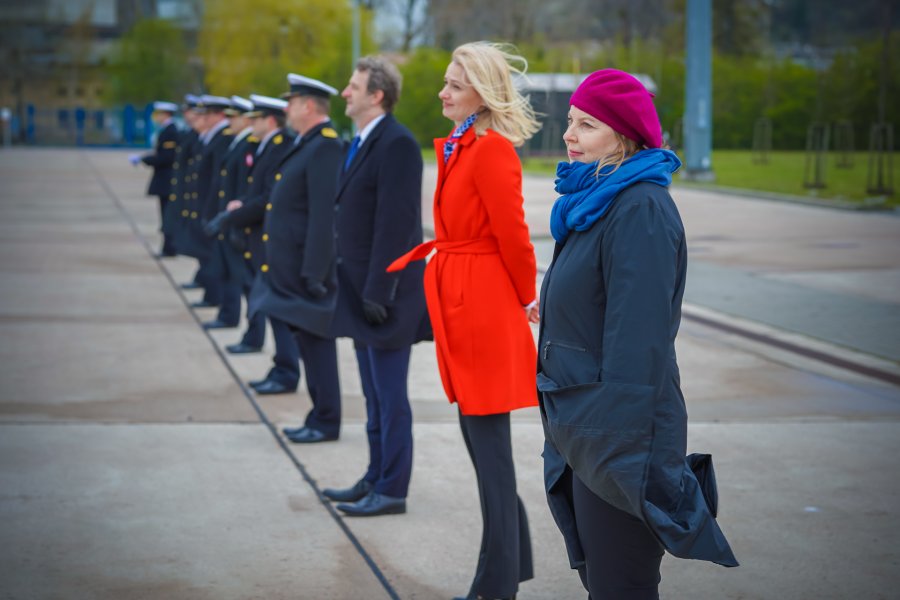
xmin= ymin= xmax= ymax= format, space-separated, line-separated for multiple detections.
xmin=683 ymin=0 xmax=714 ymax=181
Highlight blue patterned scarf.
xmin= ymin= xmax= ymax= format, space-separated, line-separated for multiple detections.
xmin=443 ymin=112 xmax=479 ymax=163
xmin=550 ymin=148 xmax=682 ymax=243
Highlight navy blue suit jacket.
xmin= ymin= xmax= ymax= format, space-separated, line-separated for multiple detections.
xmin=331 ymin=113 xmax=431 ymax=349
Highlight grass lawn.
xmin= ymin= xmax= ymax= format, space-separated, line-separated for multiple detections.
xmin=426 ymin=149 xmax=899 ymax=208
xmin=683 ymin=150 xmax=899 ymax=207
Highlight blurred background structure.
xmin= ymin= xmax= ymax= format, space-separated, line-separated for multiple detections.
xmin=0 ymin=0 xmax=896 ymax=201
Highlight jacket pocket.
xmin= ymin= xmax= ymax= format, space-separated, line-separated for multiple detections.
xmin=539 ymin=339 xmax=600 ymax=386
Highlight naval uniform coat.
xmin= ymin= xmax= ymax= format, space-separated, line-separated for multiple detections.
xmin=248 ymin=121 xmax=343 ymax=338
xmin=537 ymin=181 xmax=738 ymax=568
xmin=226 ymin=128 xmax=294 ymax=272
xmin=173 ymin=131 xmax=203 ymax=257
xmin=389 ymin=128 xmax=537 ymax=416
xmin=180 ymin=123 xmax=234 ymax=259
xmin=162 ymin=128 xmax=192 ymax=239
xmin=209 ymin=130 xmax=257 ymax=284
xmin=331 ymin=114 xmax=430 ymax=349
xmin=141 ymin=121 xmax=178 ymax=197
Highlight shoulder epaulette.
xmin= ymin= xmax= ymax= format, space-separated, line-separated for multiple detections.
xmin=320 ymin=127 xmax=337 ymax=139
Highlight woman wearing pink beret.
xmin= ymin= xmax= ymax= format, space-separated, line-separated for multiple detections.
xmin=537 ymin=69 xmax=738 ymax=599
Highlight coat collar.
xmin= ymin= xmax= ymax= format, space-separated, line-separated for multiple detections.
xmin=280 ymin=120 xmax=332 ymax=165
xmin=434 ymin=125 xmax=478 ymax=188
xmin=336 ymin=113 xmax=394 ymax=197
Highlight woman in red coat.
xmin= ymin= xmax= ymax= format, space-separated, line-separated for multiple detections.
xmin=390 ymin=41 xmax=540 ymax=600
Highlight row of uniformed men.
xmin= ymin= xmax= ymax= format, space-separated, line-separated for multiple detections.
xmin=137 ymin=67 xmax=429 ymax=520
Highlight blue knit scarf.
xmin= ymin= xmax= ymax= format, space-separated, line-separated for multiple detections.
xmin=550 ymin=148 xmax=682 ymax=243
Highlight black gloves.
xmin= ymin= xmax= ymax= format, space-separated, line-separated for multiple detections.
xmin=362 ymin=300 xmax=388 ymax=325
xmin=305 ymin=278 xmax=328 ymax=299
xmin=203 ymin=210 xmax=230 ymax=237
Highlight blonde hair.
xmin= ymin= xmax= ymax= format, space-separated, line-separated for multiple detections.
xmin=595 ymin=132 xmax=641 ymax=177
xmin=451 ymin=42 xmax=541 ymax=147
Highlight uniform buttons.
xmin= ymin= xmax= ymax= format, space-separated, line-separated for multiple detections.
xmin=266 ymin=203 xmax=272 ymax=211
xmin=244 ymin=252 xmax=252 ymax=259
xmin=244 ymin=227 xmax=250 ymax=234
xmin=248 ymin=176 xmax=253 ymax=183
xmin=218 ymin=234 xmax=224 ymax=240
xmin=170 ymin=178 xmax=177 ymax=185
xmin=218 ymin=190 xmax=225 ymax=198
xmin=220 ymin=169 xmax=227 ymax=176
xmin=183 ymin=193 xmax=189 ymax=199
xmin=191 ymin=211 xmax=198 ymax=219
xmin=192 ymin=192 xmax=198 ymax=199
xmin=261 ymin=264 xmax=269 ymax=272
xmin=181 ymin=210 xmax=189 ymax=217
xmin=169 ymin=194 xmax=176 ymax=200
xmin=262 ymin=234 xmax=268 ymax=242
xmin=275 ymin=173 xmax=282 ymax=181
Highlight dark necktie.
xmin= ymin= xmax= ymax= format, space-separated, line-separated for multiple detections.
xmin=343 ymin=135 xmax=361 ymax=171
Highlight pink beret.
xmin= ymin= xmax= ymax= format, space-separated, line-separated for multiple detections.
xmin=570 ymin=69 xmax=663 ymax=149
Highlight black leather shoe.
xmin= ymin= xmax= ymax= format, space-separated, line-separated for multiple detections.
xmin=254 ymin=380 xmax=295 ymax=395
xmin=190 ymin=300 xmax=219 ymax=308
xmin=227 ymin=343 xmax=263 ymax=354
xmin=285 ymin=426 xmax=337 ymax=444
xmin=322 ymin=480 xmax=373 ymax=502
xmin=203 ymin=319 xmax=238 ymax=330
xmin=248 ymin=378 xmax=268 ymax=389
xmin=180 ymin=282 xmax=201 ymax=290
xmin=337 ymin=492 xmax=406 ymax=517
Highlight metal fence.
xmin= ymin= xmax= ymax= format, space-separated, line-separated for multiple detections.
xmin=1 ymin=103 xmax=167 ymax=148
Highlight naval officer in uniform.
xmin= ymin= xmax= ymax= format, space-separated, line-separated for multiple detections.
xmin=131 ymin=100 xmax=180 ymax=257
xmin=206 ymin=94 xmax=298 ymax=367
xmin=248 ymin=74 xmax=345 ymax=443
xmin=202 ymin=95 xmax=259 ymax=330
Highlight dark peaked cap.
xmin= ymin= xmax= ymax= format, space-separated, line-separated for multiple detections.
xmin=281 ymin=73 xmax=338 ymax=99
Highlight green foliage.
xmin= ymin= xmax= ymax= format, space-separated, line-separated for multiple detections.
xmin=393 ymin=47 xmax=453 ymax=147
xmin=103 ymin=19 xmax=190 ymax=105
xmin=198 ymin=0 xmax=377 ymax=133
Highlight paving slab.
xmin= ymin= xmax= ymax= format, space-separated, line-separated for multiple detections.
xmin=0 ymin=424 xmax=385 ymax=600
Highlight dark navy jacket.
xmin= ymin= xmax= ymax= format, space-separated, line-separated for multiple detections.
xmin=331 ymin=113 xmax=431 ymax=349
xmin=226 ymin=128 xmax=294 ymax=272
xmin=537 ymin=181 xmax=738 ymax=568
xmin=142 ymin=121 xmax=178 ymax=197
xmin=162 ymin=128 xmax=195 ymax=239
xmin=209 ymin=130 xmax=258 ymax=284
xmin=182 ymin=122 xmax=234 ymax=259
xmin=248 ymin=121 xmax=343 ymax=337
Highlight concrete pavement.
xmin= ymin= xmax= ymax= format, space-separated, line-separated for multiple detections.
xmin=1 ymin=148 xmax=899 ymax=599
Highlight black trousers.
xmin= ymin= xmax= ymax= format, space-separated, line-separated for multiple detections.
xmin=571 ymin=472 xmax=664 ymax=600
xmin=458 ymin=411 xmax=533 ymax=599
xmin=292 ymin=326 xmax=341 ymax=438
xmin=157 ymin=195 xmax=176 ymax=255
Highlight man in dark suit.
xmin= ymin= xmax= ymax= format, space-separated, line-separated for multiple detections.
xmin=322 ymin=56 xmax=430 ymax=517
xmin=131 ymin=101 xmax=180 ymax=257
xmin=206 ymin=94 xmax=300 ymax=392
xmin=248 ymin=74 xmax=344 ymax=443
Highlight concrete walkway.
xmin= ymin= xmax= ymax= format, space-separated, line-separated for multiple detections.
xmin=1 ymin=148 xmax=899 ymax=599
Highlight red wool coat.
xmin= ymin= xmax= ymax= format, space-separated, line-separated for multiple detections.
xmin=390 ymin=127 xmax=538 ymax=415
